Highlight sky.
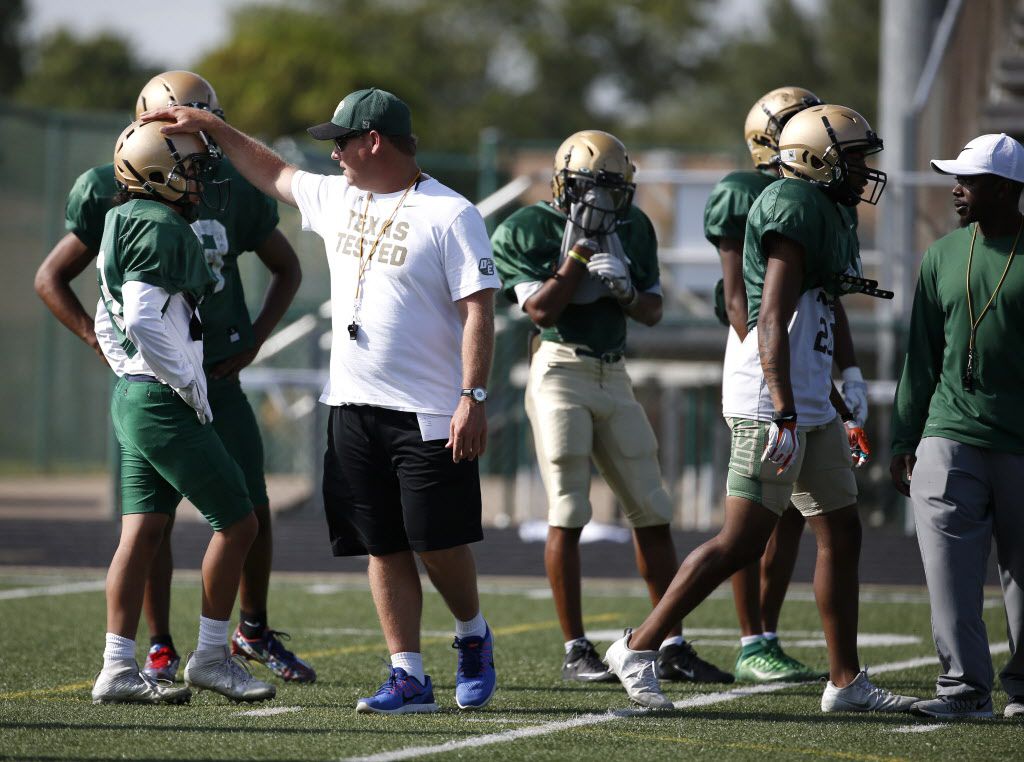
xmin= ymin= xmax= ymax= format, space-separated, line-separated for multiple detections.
xmin=25 ymin=0 xmax=823 ymax=70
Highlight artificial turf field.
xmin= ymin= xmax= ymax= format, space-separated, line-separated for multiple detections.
xmin=0 ymin=569 xmax=1019 ymax=761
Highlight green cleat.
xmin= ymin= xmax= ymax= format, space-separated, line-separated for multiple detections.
xmin=763 ymin=639 xmax=820 ymax=682
xmin=733 ymin=638 xmax=814 ymax=682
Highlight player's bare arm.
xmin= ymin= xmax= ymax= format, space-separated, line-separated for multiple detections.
xmin=447 ymin=288 xmax=496 ymax=463
xmin=889 ymin=454 xmax=916 ymax=497
xmin=209 ymin=229 xmax=302 ymax=380
xmin=522 ymin=242 xmax=592 ymax=327
xmin=717 ymin=235 xmax=749 ymax=338
xmin=35 ymin=233 xmax=106 ymax=363
xmin=624 ymin=290 xmax=663 ymax=327
xmin=757 ymin=232 xmax=805 ymax=414
xmin=140 ymin=106 xmax=298 ymax=207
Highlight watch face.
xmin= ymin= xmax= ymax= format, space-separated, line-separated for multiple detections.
xmin=471 ymin=387 xmax=487 ymax=402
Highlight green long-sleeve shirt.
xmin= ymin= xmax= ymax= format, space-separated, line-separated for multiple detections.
xmin=891 ymin=222 xmax=1024 ymax=455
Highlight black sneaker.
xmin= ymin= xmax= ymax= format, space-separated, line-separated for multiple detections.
xmin=656 ymin=642 xmax=735 ymax=683
xmin=562 ymin=639 xmax=617 ymax=682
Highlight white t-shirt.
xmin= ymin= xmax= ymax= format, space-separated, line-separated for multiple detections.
xmin=721 ymin=288 xmax=836 ymax=426
xmin=291 ymin=170 xmax=500 ymax=415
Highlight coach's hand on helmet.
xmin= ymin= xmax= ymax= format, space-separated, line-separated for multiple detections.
xmin=139 ymin=105 xmax=219 ymax=136
xmin=587 ymin=253 xmax=635 ymax=303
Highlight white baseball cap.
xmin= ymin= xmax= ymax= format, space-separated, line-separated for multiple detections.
xmin=930 ymin=133 xmax=1024 ymax=182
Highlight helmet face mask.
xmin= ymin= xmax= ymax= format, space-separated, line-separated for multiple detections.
xmin=745 ymin=87 xmax=822 ymax=170
xmin=777 ymin=105 xmax=886 ymax=206
xmin=551 ymin=130 xmax=636 ymax=235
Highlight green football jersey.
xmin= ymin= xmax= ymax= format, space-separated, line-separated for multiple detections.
xmin=743 ymin=178 xmax=859 ymax=331
xmin=97 ymin=199 xmax=215 ymax=357
xmin=65 ymin=158 xmax=279 ymax=367
xmin=703 ymin=169 xmax=776 ymax=247
xmin=491 ymin=201 xmax=659 ymax=354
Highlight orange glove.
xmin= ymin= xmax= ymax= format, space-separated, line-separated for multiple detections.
xmin=844 ymin=419 xmax=871 ymax=468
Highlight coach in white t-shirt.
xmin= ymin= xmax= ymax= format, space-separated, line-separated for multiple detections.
xmin=142 ymin=87 xmax=500 ymax=714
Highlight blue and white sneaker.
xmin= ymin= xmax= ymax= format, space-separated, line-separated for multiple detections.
xmin=453 ymin=624 xmax=496 ymax=709
xmin=355 ymin=667 xmax=439 ymax=714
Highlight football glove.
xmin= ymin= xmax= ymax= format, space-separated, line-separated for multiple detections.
xmin=845 ymin=419 xmax=871 ymax=468
xmin=175 ymin=379 xmax=212 ymax=425
xmin=586 ymin=252 xmax=635 ymax=303
xmin=761 ymin=413 xmax=799 ymax=475
xmin=841 ymin=366 xmax=869 ymax=426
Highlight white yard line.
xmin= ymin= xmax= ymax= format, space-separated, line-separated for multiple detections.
xmin=338 ymin=646 xmax=1011 ymax=762
xmin=238 ymin=705 xmax=303 ymax=718
xmin=890 ymin=724 xmax=948 ymax=733
xmin=0 ymin=580 xmax=105 ymax=600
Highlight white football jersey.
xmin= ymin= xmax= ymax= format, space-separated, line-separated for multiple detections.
xmin=721 ymin=288 xmax=836 ymax=426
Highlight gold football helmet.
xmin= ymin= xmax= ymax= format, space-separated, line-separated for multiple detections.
xmin=135 ymin=70 xmax=223 ymax=119
xmin=744 ymin=87 xmax=822 ymax=170
xmin=114 ymin=119 xmax=225 ymax=220
xmin=777 ymin=104 xmax=886 ymax=205
xmin=551 ymin=130 xmax=635 ymax=233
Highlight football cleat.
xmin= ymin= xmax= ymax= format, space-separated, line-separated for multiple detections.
xmin=656 ymin=641 xmax=734 ymax=683
xmin=910 ymin=694 xmax=994 ymax=720
xmin=92 ymin=660 xmax=191 ymax=705
xmin=356 ymin=667 xmax=439 ymax=714
xmin=562 ymin=638 xmax=616 ymax=682
xmin=453 ymin=625 xmax=497 ymax=709
xmin=142 ymin=643 xmax=181 ymax=682
xmin=605 ymin=630 xmax=673 ymax=709
xmin=1005 ymin=697 xmax=1024 ymax=718
xmin=734 ymin=639 xmax=804 ymax=682
xmin=231 ymin=626 xmax=316 ymax=683
xmin=821 ymin=670 xmax=918 ymax=713
xmin=764 ymin=640 xmax=820 ymax=681
xmin=184 ymin=646 xmax=276 ymax=703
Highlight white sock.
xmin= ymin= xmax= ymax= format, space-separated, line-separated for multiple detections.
xmin=103 ymin=633 xmax=135 ymax=669
xmin=197 ymin=616 xmax=229 ymax=653
xmin=455 ymin=612 xmax=487 ymax=640
xmin=660 ymin=635 xmax=685 ymax=650
xmin=740 ymin=634 xmax=765 ymax=648
xmin=763 ymin=631 xmax=778 ymax=641
xmin=565 ymin=637 xmax=590 ymax=654
xmin=391 ymin=651 xmax=425 ymax=684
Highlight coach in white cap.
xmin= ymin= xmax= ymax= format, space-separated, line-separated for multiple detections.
xmin=891 ymin=133 xmax=1024 ymax=720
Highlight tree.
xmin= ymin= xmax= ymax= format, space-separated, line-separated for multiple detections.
xmin=0 ymin=0 xmax=26 ymax=95
xmin=196 ymin=0 xmax=711 ymax=150
xmin=16 ymin=29 xmax=158 ymax=112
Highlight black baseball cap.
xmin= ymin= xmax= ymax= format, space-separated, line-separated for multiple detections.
xmin=307 ymin=87 xmax=412 ymax=140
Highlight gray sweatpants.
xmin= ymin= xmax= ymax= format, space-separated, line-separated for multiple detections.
xmin=911 ymin=436 xmax=1024 ymax=699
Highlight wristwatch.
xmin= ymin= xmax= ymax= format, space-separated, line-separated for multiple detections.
xmin=461 ymin=387 xmax=488 ymax=403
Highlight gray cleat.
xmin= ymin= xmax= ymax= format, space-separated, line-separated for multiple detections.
xmin=821 ymin=670 xmax=918 ymax=713
xmin=92 ymin=660 xmax=192 ymax=705
xmin=910 ymin=694 xmax=994 ymax=720
xmin=184 ymin=646 xmax=276 ymax=703
xmin=604 ymin=629 xmax=674 ymax=709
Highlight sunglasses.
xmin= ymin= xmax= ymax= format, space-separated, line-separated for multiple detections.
xmin=333 ymin=131 xmax=367 ymax=153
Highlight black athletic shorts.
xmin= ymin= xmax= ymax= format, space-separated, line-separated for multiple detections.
xmin=322 ymin=405 xmax=484 ymax=557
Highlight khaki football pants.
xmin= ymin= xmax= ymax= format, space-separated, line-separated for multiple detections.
xmin=525 ymin=341 xmax=673 ymax=528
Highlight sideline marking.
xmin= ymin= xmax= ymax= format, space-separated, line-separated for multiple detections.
xmin=0 ymin=581 xmax=105 ymax=601
xmin=239 ymin=705 xmax=303 ymax=718
xmin=0 ymin=681 xmax=92 ymax=700
xmin=890 ymin=724 xmax=947 ymax=734
xmin=338 ymin=649 xmax=1005 ymax=762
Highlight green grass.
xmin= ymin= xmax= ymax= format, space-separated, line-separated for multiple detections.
xmin=0 ymin=570 xmax=1018 ymax=761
